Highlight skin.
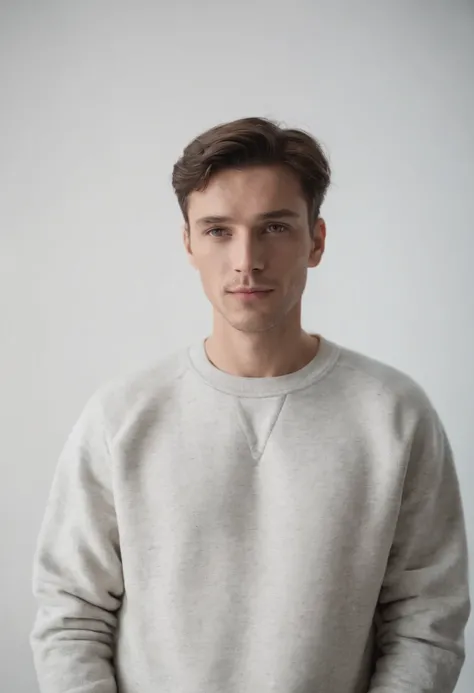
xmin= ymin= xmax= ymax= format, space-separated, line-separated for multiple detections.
xmin=183 ymin=164 xmax=327 ymax=377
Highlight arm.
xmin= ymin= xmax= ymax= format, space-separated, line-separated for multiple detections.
xmin=368 ymin=404 xmax=471 ymax=692
xmin=31 ymin=393 xmax=123 ymax=693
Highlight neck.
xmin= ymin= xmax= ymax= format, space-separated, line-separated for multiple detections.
xmin=205 ymin=321 xmax=320 ymax=378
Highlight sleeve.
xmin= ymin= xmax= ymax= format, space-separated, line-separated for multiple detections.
xmin=30 ymin=392 xmax=123 ymax=693
xmin=368 ymin=403 xmax=471 ymax=692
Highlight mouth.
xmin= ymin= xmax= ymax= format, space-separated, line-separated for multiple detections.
xmin=227 ymin=288 xmax=274 ymax=300
xmin=228 ymin=287 xmax=274 ymax=294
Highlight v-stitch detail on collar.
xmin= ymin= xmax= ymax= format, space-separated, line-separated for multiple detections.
xmin=235 ymin=395 xmax=287 ymax=462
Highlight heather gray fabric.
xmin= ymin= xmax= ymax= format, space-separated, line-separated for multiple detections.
xmin=31 ymin=337 xmax=470 ymax=692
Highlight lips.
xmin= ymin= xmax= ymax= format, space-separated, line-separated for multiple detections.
xmin=229 ymin=288 xmax=273 ymax=294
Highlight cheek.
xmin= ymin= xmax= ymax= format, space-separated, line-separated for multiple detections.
xmin=196 ymin=257 xmax=225 ymax=291
xmin=273 ymin=246 xmax=308 ymax=275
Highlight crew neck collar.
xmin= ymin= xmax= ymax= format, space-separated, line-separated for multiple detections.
xmin=187 ymin=335 xmax=340 ymax=398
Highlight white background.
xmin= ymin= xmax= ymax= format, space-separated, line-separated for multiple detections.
xmin=1 ymin=1 xmax=473 ymax=690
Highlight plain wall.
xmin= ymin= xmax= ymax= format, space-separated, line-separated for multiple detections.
xmin=1 ymin=1 xmax=473 ymax=690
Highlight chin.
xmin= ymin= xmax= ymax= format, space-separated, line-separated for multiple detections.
xmin=226 ymin=315 xmax=282 ymax=334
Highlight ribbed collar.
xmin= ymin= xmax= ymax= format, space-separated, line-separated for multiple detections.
xmin=187 ymin=335 xmax=340 ymax=398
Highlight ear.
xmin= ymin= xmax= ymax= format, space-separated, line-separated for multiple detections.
xmin=308 ymin=218 xmax=326 ymax=268
xmin=183 ymin=224 xmax=197 ymax=268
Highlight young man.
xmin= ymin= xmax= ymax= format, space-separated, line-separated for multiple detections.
xmin=31 ymin=117 xmax=470 ymax=693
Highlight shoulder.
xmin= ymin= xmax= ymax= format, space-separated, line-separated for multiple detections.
xmin=329 ymin=340 xmax=433 ymax=419
xmin=325 ymin=341 xmax=446 ymax=451
xmin=83 ymin=346 xmax=192 ymax=439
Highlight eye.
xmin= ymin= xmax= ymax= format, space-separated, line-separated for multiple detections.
xmin=266 ymin=223 xmax=287 ymax=234
xmin=206 ymin=227 xmax=228 ymax=238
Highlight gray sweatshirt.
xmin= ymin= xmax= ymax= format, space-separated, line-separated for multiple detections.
xmin=31 ymin=336 xmax=470 ymax=693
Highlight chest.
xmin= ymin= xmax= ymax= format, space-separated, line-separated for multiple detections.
xmin=112 ymin=389 xmax=406 ymax=566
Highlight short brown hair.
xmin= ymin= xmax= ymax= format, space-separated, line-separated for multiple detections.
xmin=172 ymin=117 xmax=331 ymax=229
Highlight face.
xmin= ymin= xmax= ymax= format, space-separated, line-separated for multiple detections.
xmin=183 ymin=165 xmax=326 ymax=335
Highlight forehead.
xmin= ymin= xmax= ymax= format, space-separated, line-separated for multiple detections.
xmin=187 ymin=165 xmax=307 ymax=223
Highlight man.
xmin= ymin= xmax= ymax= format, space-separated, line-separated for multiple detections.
xmin=31 ymin=117 xmax=470 ymax=692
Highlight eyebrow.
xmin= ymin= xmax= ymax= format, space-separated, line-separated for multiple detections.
xmin=195 ymin=208 xmax=300 ymax=226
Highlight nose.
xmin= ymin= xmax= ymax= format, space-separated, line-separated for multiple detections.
xmin=232 ymin=233 xmax=265 ymax=273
